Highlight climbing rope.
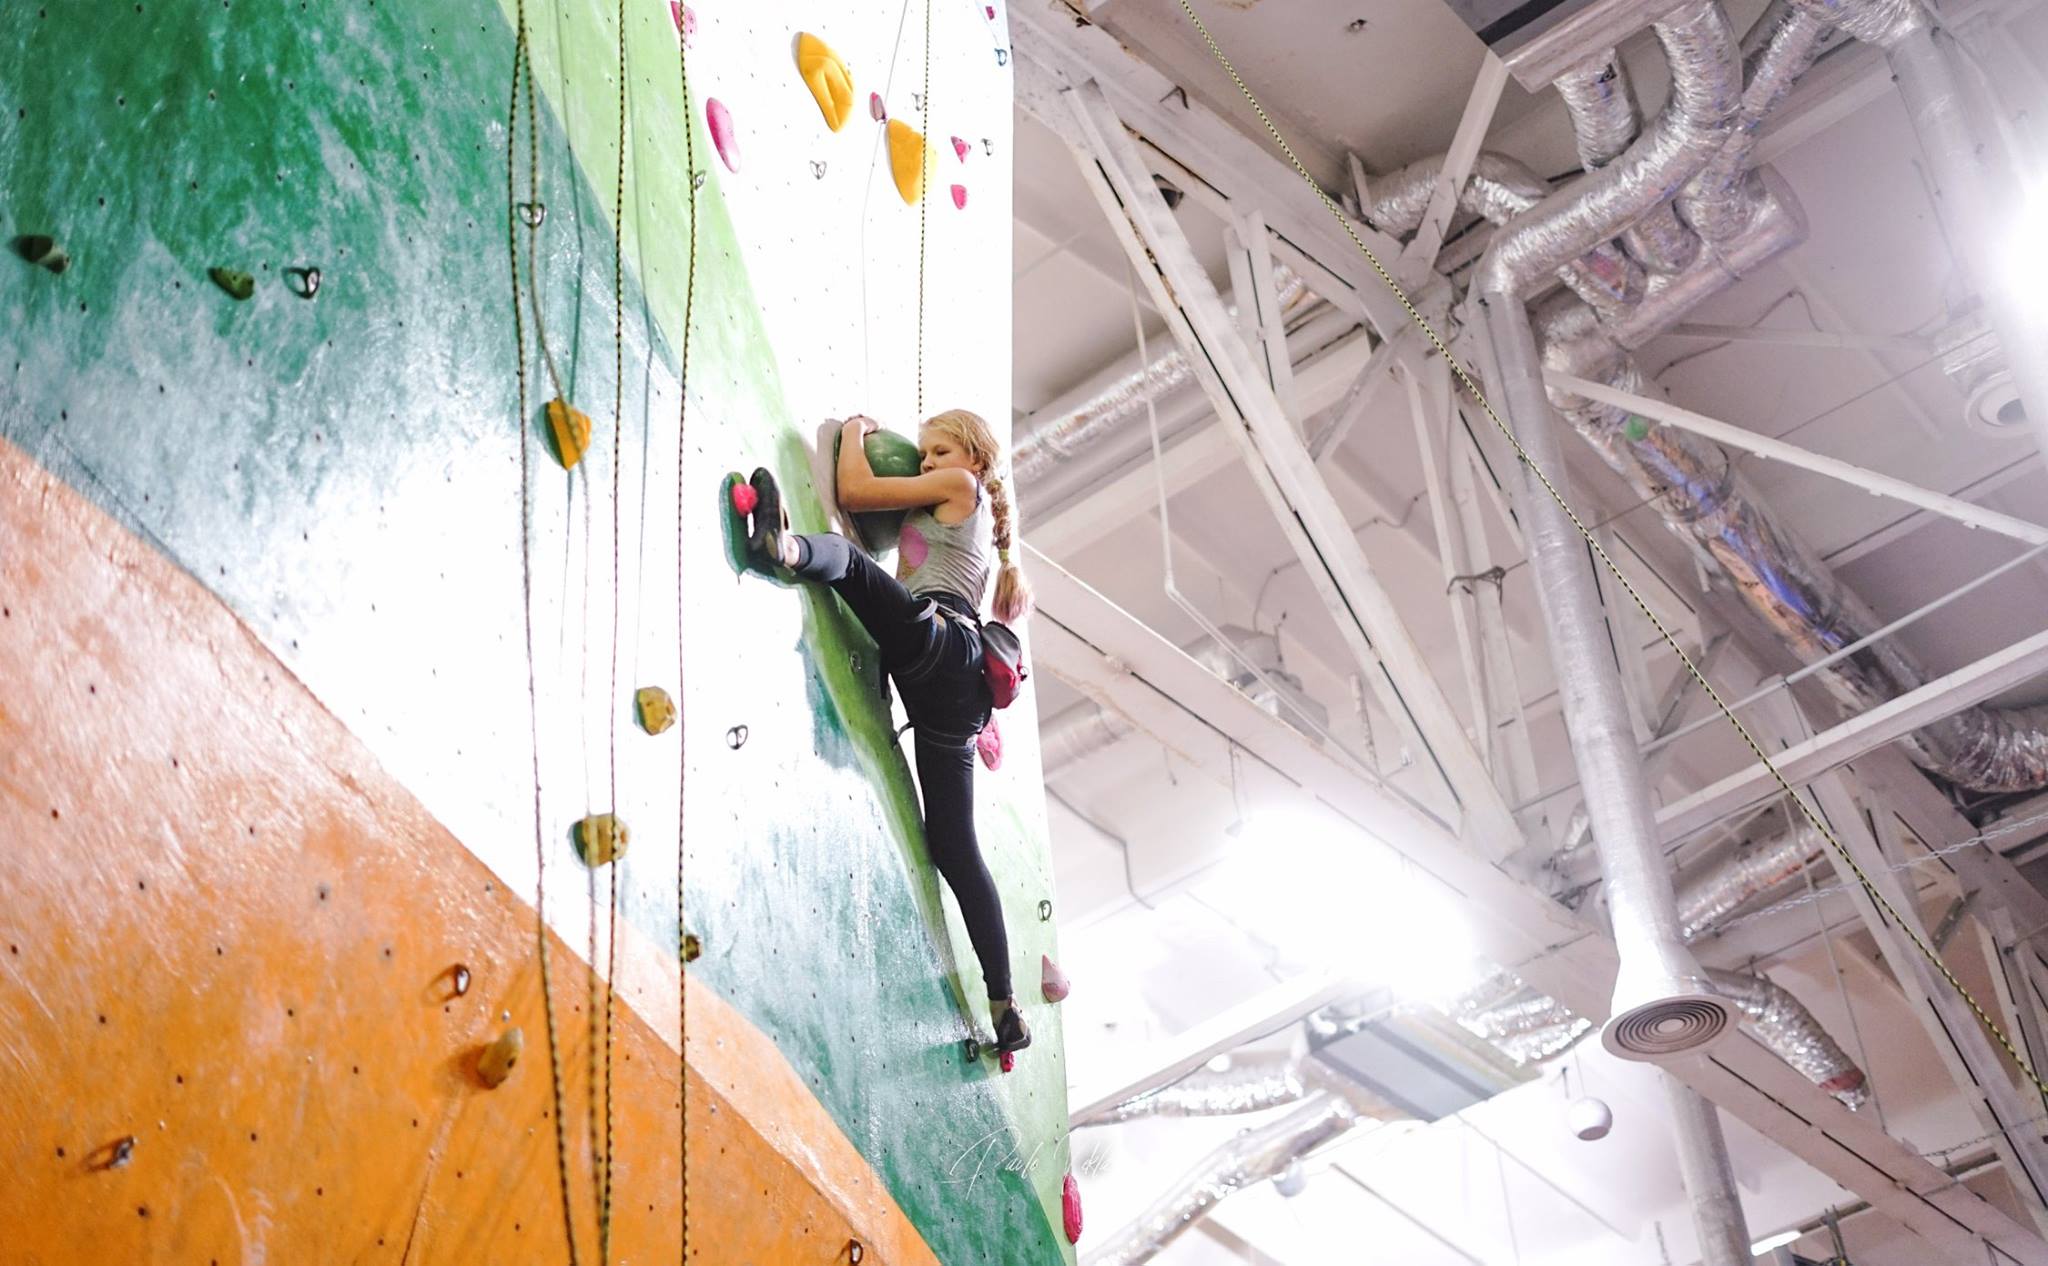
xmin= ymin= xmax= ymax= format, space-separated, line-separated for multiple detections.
xmin=506 ymin=3 xmax=583 ymax=1260
xmin=599 ymin=0 xmax=627 ymax=1256
xmin=916 ymin=0 xmax=933 ymax=417
xmin=672 ymin=6 xmax=699 ymax=1263
xmin=1169 ymin=0 xmax=2048 ymax=1099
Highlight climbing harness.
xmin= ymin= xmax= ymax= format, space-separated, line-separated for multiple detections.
xmin=505 ymin=2 xmax=582 ymax=1260
xmin=1169 ymin=0 xmax=2048 ymax=1099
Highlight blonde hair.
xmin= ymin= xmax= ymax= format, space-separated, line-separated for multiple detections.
xmin=922 ymin=408 xmax=1032 ymax=623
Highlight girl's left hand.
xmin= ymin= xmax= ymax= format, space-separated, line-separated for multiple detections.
xmin=846 ymin=414 xmax=880 ymax=435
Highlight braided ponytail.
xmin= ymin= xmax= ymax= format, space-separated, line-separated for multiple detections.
xmin=923 ymin=407 xmax=1033 ymax=623
xmin=985 ymin=473 xmax=1032 ymax=624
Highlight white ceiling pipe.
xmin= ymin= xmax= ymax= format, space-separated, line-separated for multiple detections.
xmin=1082 ymin=1093 xmax=1363 ymax=1266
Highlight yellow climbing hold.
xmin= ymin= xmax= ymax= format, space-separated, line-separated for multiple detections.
xmin=796 ymin=33 xmax=855 ymax=132
xmin=478 ymin=1026 xmax=524 ymax=1088
xmin=888 ymin=119 xmax=927 ymax=206
xmin=546 ymin=398 xmax=592 ymax=470
xmin=577 ymin=813 xmax=630 ymax=866
xmin=636 ymin=685 xmax=677 ymax=735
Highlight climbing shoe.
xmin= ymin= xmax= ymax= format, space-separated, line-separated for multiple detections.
xmin=745 ymin=467 xmax=789 ymax=571
xmin=993 ymin=998 xmax=1032 ymax=1054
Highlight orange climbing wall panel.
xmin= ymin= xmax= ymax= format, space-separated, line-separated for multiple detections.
xmin=0 ymin=437 xmax=934 ymax=1262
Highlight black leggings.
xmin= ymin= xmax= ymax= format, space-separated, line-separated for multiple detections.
xmin=794 ymin=532 xmax=1011 ymax=1001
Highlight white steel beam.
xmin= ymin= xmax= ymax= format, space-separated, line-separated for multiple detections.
xmin=1027 ymin=547 xmax=2048 ymax=1264
xmin=1398 ymin=53 xmax=1510 ymax=283
xmin=1055 ymin=72 xmax=1525 ymax=856
xmin=1653 ymin=626 xmax=2048 ymax=845
xmin=1009 ymin=6 xmax=1428 ymax=338
xmin=1550 ymin=372 xmax=2048 ymax=547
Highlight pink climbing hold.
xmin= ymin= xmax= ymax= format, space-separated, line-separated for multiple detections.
xmin=1041 ymin=954 xmax=1070 ymax=1003
xmin=976 ymin=718 xmax=1002 ymax=771
xmin=950 ymin=184 xmax=967 ymax=210
xmin=1063 ymin=1173 xmax=1083 ymax=1244
xmin=730 ymin=481 xmax=758 ymax=515
xmin=987 ymin=5 xmax=996 ymax=17
xmin=706 ymin=97 xmax=740 ymax=172
xmin=999 ymin=1050 xmax=1016 ymax=1074
xmin=952 ymin=135 xmax=969 ymax=163
xmin=670 ymin=1 xmax=694 ymax=45
xmin=869 ymin=92 xmax=887 ymax=122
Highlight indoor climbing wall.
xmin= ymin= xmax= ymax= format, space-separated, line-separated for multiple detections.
xmin=0 ymin=0 xmax=1069 ymax=1261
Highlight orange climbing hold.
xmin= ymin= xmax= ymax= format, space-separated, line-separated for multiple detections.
xmin=796 ymin=33 xmax=855 ymax=132
xmin=887 ymin=119 xmax=926 ymax=206
xmin=706 ymin=97 xmax=741 ymax=173
xmin=477 ymin=1026 xmax=524 ymax=1088
xmin=546 ymin=398 xmax=592 ymax=469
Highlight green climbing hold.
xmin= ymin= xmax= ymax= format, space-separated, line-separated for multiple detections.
xmin=832 ymin=427 xmax=922 ymax=554
xmin=209 ymin=267 xmax=255 ymax=300
xmin=1624 ymin=416 xmax=1650 ymax=442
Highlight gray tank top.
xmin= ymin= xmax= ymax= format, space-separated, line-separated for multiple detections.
xmin=897 ymin=485 xmax=991 ymax=609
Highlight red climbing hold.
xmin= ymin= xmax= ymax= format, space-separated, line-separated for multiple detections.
xmin=950 ymin=184 xmax=967 ymax=210
xmin=999 ymin=1050 xmax=1016 ymax=1073
xmin=731 ymin=481 xmax=759 ymax=515
xmin=952 ymin=135 xmax=969 ymax=163
xmin=869 ymin=92 xmax=887 ymax=122
xmin=976 ymin=717 xmax=1002 ymax=771
xmin=706 ymin=97 xmax=740 ymax=172
xmin=987 ymin=5 xmax=996 ymax=17
xmin=1041 ymin=954 xmax=1070 ymax=1003
xmin=1063 ymin=1173 xmax=1083 ymax=1244
xmin=670 ymin=1 xmax=694 ymax=44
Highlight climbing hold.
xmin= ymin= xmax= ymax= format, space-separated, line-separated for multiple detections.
xmin=517 ymin=200 xmax=547 ymax=227
xmin=832 ymin=427 xmax=922 ymax=552
xmin=996 ymin=47 xmax=1009 ymax=67
xmin=284 ymin=266 xmax=320 ymax=300
xmin=706 ymin=97 xmax=741 ymax=173
xmin=90 ymin=1135 xmax=138 ymax=1172
xmin=11 ymin=234 xmax=68 ymax=274
xmin=1624 ymin=416 xmax=1650 ymax=441
xmin=208 ymin=267 xmax=254 ymax=301
xmin=545 ymin=398 xmax=592 ymax=469
xmin=1041 ymin=954 xmax=1070 ymax=1003
xmin=982 ymin=138 xmax=994 ymax=157
xmin=682 ymin=932 xmax=702 ymax=963
xmin=952 ymin=136 xmax=969 ymax=163
xmin=692 ymin=170 xmax=707 ymax=191
xmin=795 ymin=33 xmax=856 ymax=133
xmin=669 ymin=1 xmax=694 ymax=45
xmin=847 ymin=1240 xmax=865 ymax=1264
xmin=1038 ymin=898 xmax=1053 ymax=922
xmin=725 ymin=724 xmax=748 ymax=750
xmin=986 ymin=4 xmax=995 ymax=16
xmin=976 ymin=717 xmax=1002 ymax=771
xmin=1063 ymin=1173 xmax=1084 ymax=1243
xmin=963 ymin=1037 xmax=981 ymax=1063
xmin=869 ymin=92 xmax=886 ymax=122
xmin=811 ymin=160 xmax=827 ymax=180
xmin=575 ymin=814 xmax=629 ymax=867
xmin=477 ymin=1026 xmax=524 ymax=1088
xmin=636 ymin=685 xmax=677 ymax=735
xmin=887 ymin=119 xmax=926 ymax=206
xmin=730 ymin=481 xmax=759 ymax=515
xmin=950 ymin=184 xmax=967 ymax=210
xmin=451 ymin=963 xmax=472 ymax=997
xmin=999 ymin=1050 xmax=1016 ymax=1073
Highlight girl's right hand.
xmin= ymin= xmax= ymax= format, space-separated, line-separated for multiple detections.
xmin=846 ymin=414 xmax=880 ymax=436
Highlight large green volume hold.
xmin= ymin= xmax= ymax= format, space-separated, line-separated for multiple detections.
xmin=832 ymin=428 xmax=922 ymax=555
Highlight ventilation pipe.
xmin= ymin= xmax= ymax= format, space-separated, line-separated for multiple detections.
xmin=1012 ymin=267 xmax=1313 ymax=484
xmin=1663 ymin=1079 xmax=1756 ymax=1266
xmin=1083 ymin=1093 xmax=1364 ymax=1266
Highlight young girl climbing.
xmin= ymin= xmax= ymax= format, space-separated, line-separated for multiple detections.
xmin=742 ymin=408 xmax=1035 ymax=1054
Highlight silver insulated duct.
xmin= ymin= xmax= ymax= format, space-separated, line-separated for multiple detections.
xmin=1707 ymin=968 xmax=1870 ymax=1107
xmin=1082 ymin=1093 xmax=1362 ymax=1266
